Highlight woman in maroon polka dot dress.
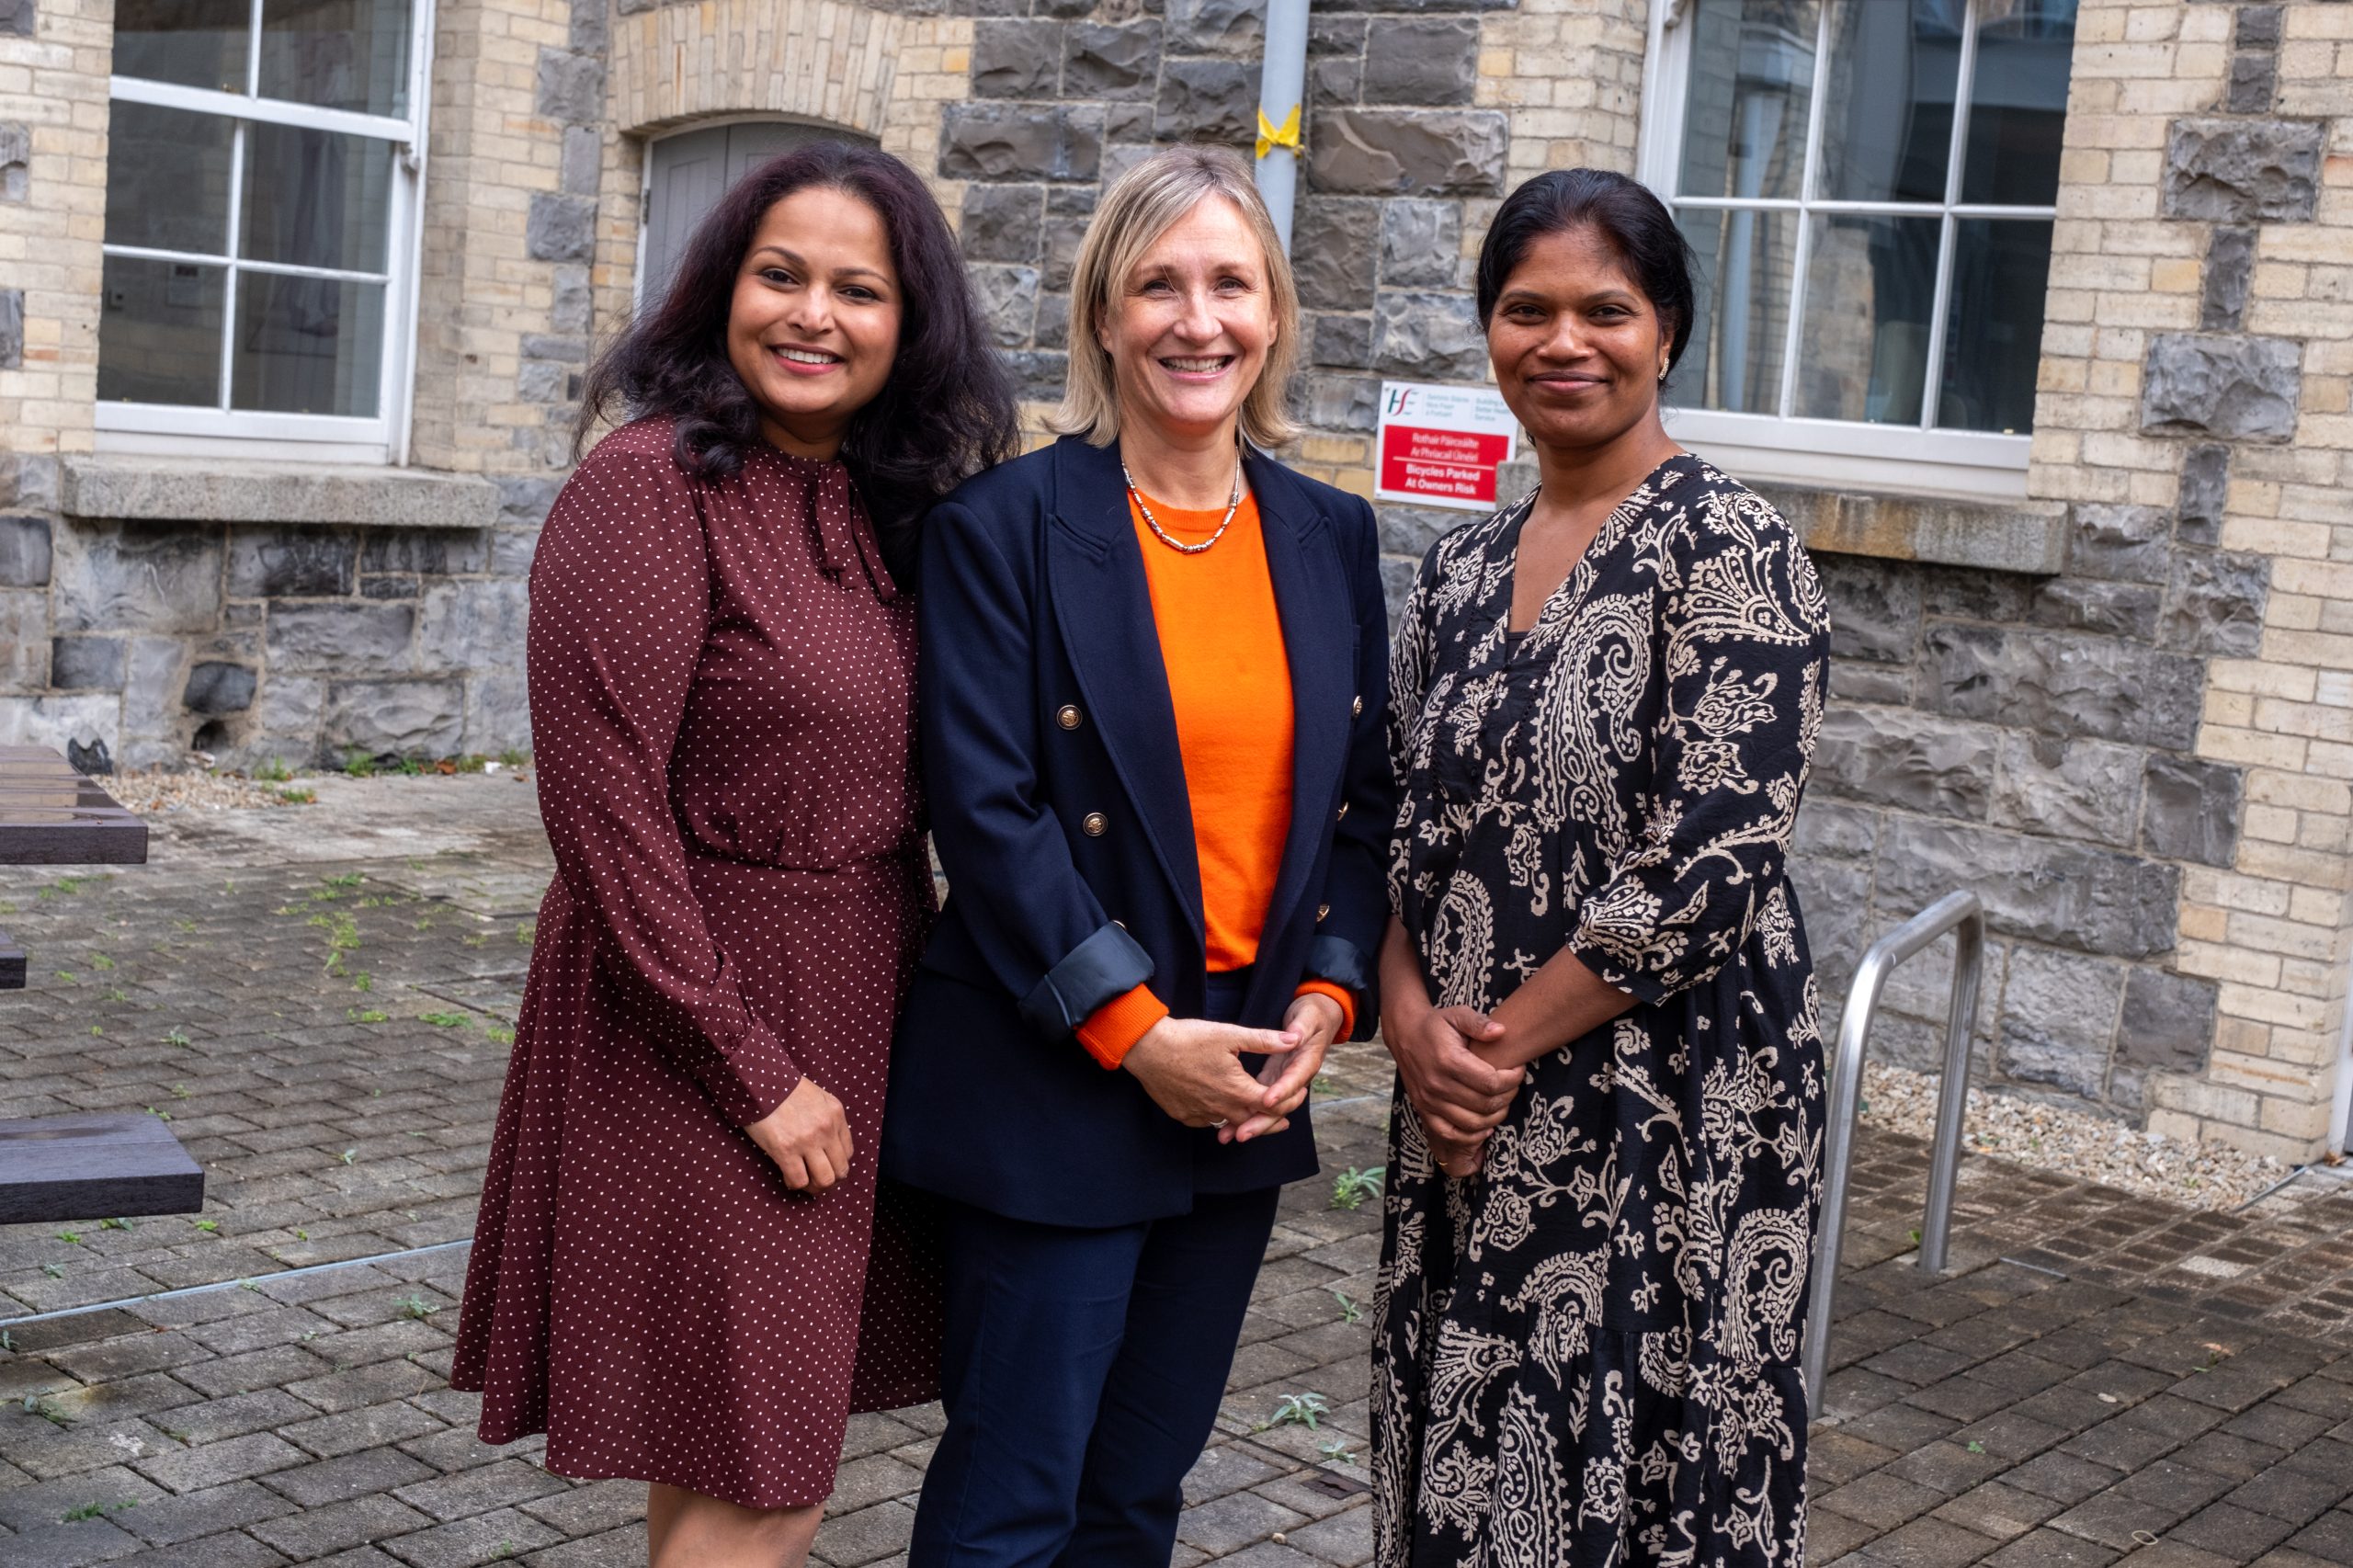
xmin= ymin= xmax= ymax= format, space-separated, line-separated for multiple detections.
xmin=451 ymin=143 xmax=1016 ymax=1567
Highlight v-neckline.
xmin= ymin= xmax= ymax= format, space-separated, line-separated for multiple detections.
xmin=1498 ymin=451 xmax=1690 ymax=640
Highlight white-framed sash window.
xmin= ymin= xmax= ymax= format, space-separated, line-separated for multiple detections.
xmin=97 ymin=0 xmax=434 ymax=463
xmin=1639 ymin=0 xmax=2077 ymax=499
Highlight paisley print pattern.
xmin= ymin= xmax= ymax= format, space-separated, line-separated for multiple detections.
xmin=1374 ymin=456 xmax=1832 ymax=1568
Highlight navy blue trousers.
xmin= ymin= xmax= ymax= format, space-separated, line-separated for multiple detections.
xmin=906 ymin=971 xmax=1282 ymax=1567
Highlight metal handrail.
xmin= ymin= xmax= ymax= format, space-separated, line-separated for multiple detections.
xmin=1803 ymin=890 xmax=1986 ymax=1416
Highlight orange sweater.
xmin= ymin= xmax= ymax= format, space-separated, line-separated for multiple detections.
xmin=1074 ymin=491 xmax=1356 ymax=1070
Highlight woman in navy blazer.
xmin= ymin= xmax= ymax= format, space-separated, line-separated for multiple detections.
xmin=881 ymin=147 xmax=1392 ymax=1567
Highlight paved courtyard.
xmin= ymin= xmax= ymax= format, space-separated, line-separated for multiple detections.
xmin=3 ymin=777 xmax=2353 ymax=1566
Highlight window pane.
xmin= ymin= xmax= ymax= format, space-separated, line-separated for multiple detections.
xmin=1676 ymin=0 xmax=1818 ymax=202
xmin=258 ymin=0 xmax=414 ymax=117
xmin=112 ymin=0 xmax=250 ymax=95
xmin=104 ymin=103 xmax=236 ymax=257
xmin=231 ymin=272 xmax=384 ymax=416
xmin=1672 ymin=207 xmax=1798 ymax=416
xmin=1816 ymin=0 xmax=1964 ymax=203
xmin=1938 ymin=219 xmax=2052 ymax=433
xmin=98 ymin=256 xmax=225 ymax=406
xmin=1961 ymin=0 xmax=2076 ymax=206
xmin=1795 ymin=213 xmax=1940 ymax=424
xmin=241 ymin=124 xmax=393 ymax=274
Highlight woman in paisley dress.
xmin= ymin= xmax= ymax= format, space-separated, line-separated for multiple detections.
xmin=1371 ymin=167 xmax=1833 ymax=1566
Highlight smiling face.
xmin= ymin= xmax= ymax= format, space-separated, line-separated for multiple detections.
xmin=724 ymin=185 xmax=904 ymax=460
xmin=1097 ymin=195 xmax=1277 ymax=448
xmin=1487 ymin=222 xmax=1675 ymax=458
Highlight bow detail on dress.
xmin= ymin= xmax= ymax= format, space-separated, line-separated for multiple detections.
xmin=806 ymin=459 xmax=900 ymax=603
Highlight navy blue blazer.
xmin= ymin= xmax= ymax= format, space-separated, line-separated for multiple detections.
xmin=881 ymin=435 xmax=1394 ymax=1229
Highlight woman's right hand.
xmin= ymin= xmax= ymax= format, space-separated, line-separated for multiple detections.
xmin=745 ymin=1077 xmax=854 ymax=1192
xmin=1390 ymin=1006 xmax=1524 ymax=1153
xmin=1123 ymin=1017 xmax=1302 ymax=1130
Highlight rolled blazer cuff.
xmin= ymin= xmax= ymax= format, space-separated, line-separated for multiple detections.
xmin=1018 ymin=922 xmax=1158 ymax=1042
xmin=1303 ymin=933 xmax=1372 ymax=999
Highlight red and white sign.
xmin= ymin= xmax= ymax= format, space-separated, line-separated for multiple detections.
xmin=1374 ymin=381 xmax=1518 ymax=511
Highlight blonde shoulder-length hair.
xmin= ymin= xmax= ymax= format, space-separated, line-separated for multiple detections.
xmin=1051 ymin=146 xmax=1302 ymax=450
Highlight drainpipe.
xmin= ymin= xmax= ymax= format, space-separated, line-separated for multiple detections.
xmin=2331 ymin=937 xmax=2353 ymax=1158
xmin=1255 ymin=0 xmax=1311 ymax=254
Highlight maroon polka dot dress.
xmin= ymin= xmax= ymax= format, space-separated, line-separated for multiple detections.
xmin=452 ymin=416 xmax=938 ymax=1509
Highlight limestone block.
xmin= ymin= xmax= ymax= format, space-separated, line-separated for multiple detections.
xmin=1374 ymin=502 xmax=1462 ymax=562
xmin=1300 ymin=374 xmax=1378 ymax=433
xmin=1034 ymin=292 xmax=1069 ymax=350
xmin=1816 ymin=555 xmax=1921 ymax=664
xmin=0 ymin=455 xmax=57 ymax=512
xmin=561 ymin=126 xmax=601 ymax=197
xmin=1001 ymin=350 xmax=1068 ymax=403
xmin=940 ymin=103 xmax=1102 ymax=183
xmin=1360 ymin=17 xmax=1477 ymax=106
xmin=2067 ymin=503 xmax=2172 ymax=585
xmin=1793 ymin=797 xmax=1880 ymax=861
xmin=1788 ymin=854 xmax=1871 ymax=995
xmin=492 ymin=528 xmax=540 ymax=579
xmin=2141 ymin=754 xmax=2241 ymax=869
xmin=1306 ymin=109 xmax=1507 ymax=197
xmin=416 ymin=581 xmax=529 ymax=676
xmin=2175 ymin=443 xmax=2228 ymax=545
xmin=1877 ymin=817 xmax=2178 ymax=960
xmin=1063 ymin=25 xmax=1158 ymax=101
xmin=570 ymin=0 xmax=609 ymax=54
xmin=467 ymin=670 xmax=532 ymax=756
xmin=1379 ymin=199 xmax=1461 ymax=288
xmin=182 ymin=661 xmax=256 ymax=716
xmin=266 ymin=602 xmax=417 ymax=672
xmin=1313 ymin=56 xmax=1362 ymax=109
xmin=0 ymin=121 xmax=25 ymax=202
xmin=494 ymin=478 xmax=560 ymax=529
xmin=1293 ymin=199 xmax=1380 ymax=312
xmin=2029 ymin=579 xmax=2162 ymax=642
xmin=2227 ymin=52 xmax=2278 ymax=116
xmin=971 ymin=264 xmax=1040 ymax=348
xmin=528 ymin=194 xmax=597 ymax=263
xmin=2117 ymin=968 xmax=2218 ymax=1075
xmin=1812 ymin=704 xmax=1995 ymax=821
xmin=50 ymin=637 xmax=123 ymax=692
xmin=1165 ymin=0 xmax=1265 ymax=58
xmin=0 ymin=288 xmax=18 ymax=369
xmin=1372 ymin=289 xmax=1485 ymax=381
xmin=0 ymin=590 xmax=42 ymax=691
xmin=1989 ymin=732 xmax=2143 ymax=847
xmin=552 ymin=265 xmax=592 ymax=335
xmin=1830 ymin=662 xmax=1914 ymax=706
xmin=363 ymin=528 xmax=492 ymax=577
xmin=324 ymin=679 xmax=465 ymax=759
xmin=1311 ymin=312 xmax=1370 ymax=369
xmin=1922 ymin=623 xmax=2202 ymax=751
xmin=972 ymin=20 xmax=1063 ymax=98
xmin=247 ymin=674 xmax=324 ymax=751
xmin=1378 ymin=553 xmax=1417 ymax=635
xmin=1997 ymin=944 xmax=2126 ymax=1100
xmin=2141 ymin=333 xmax=2301 ymax=441
xmin=0 ymin=695 xmax=120 ymax=760
xmin=536 ymin=49 xmax=606 ymax=124
xmin=1310 ymin=13 xmax=1365 ymax=54
xmin=227 ymin=528 xmax=357 ymax=598
xmin=2200 ymin=225 xmax=2256 ymax=332
xmin=2162 ymin=118 xmax=2323 ymax=222
xmin=0 ymin=514 xmax=51 ymax=587
xmin=1042 ymin=186 xmax=1099 ymax=291
xmin=1155 ymin=59 xmax=1256 ymax=143
xmin=53 ymin=522 xmax=224 ymax=636
xmin=2158 ymin=549 xmax=2268 ymax=657
xmin=61 ymin=457 xmax=500 ymax=529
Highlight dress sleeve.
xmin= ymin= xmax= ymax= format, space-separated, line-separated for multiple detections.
xmin=1563 ymin=485 xmax=1832 ymax=1006
xmin=527 ymin=442 xmax=803 ymax=1127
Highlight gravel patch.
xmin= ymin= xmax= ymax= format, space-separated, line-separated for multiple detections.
xmin=105 ymin=768 xmax=306 ymax=813
xmin=1859 ymin=1062 xmax=2286 ymax=1211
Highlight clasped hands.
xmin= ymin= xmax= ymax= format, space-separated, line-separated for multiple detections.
xmin=1390 ymin=1003 xmax=1523 ymax=1180
xmin=1122 ymin=990 xmax=1344 ymax=1142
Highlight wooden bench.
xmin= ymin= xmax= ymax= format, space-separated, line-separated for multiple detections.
xmin=0 ymin=749 xmax=196 ymax=1225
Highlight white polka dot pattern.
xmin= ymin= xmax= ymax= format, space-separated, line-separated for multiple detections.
xmin=451 ymin=417 xmax=939 ymax=1510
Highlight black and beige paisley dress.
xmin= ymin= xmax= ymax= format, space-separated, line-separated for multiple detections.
xmin=1374 ymin=454 xmax=1832 ymax=1567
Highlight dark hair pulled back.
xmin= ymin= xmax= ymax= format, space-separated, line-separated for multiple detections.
xmin=576 ymin=140 xmax=1017 ymax=573
xmin=1475 ymin=168 xmax=1699 ymax=377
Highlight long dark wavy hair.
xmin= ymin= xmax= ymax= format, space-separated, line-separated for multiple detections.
xmin=577 ymin=140 xmax=1017 ymax=572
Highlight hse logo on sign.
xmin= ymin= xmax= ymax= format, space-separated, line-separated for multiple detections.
xmin=1375 ymin=382 xmax=1519 ymax=511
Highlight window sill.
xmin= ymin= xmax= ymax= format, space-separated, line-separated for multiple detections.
xmin=59 ymin=455 xmax=503 ymax=530
xmin=1756 ymin=483 xmax=2070 ymax=577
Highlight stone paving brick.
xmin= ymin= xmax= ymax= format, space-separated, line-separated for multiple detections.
xmin=112 ymin=1477 xmax=300 ymax=1545
xmin=391 ymin=1456 xmax=568 ymax=1522
xmin=132 ymin=1431 xmax=307 ymax=1494
xmin=113 ymin=1528 xmax=293 ymax=1566
xmin=2172 ymin=1502 xmax=2304 ymax=1560
xmin=247 ymin=1493 xmax=434 ymax=1558
xmin=378 ymin=1504 xmax=565 ymax=1568
xmin=278 ymin=1401 xmax=448 ymax=1460
xmin=258 ymin=1446 xmax=440 ymax=1508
